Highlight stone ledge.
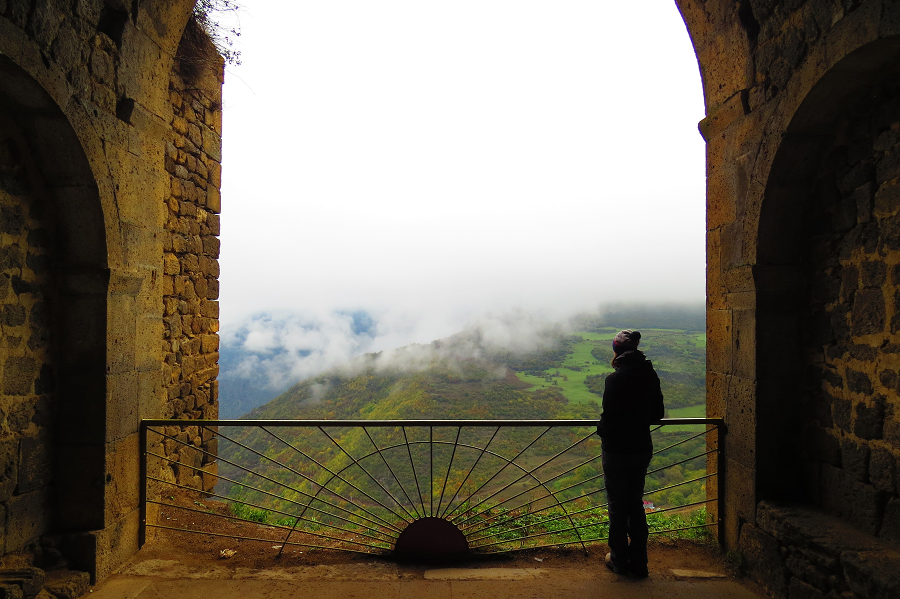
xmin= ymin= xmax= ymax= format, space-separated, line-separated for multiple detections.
xmin=755 ymin=501 xmax=900 ymax=599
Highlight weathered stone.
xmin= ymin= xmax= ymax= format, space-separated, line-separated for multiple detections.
xmin=850 ymin=289 xmax=886 ymax=337
xmin=0 ymin=567 xmax=46 ymax=599
xmin=848 ymin=344 xmax=876 ymax=362
xmin=856 ymin=182 xmax=874 ymax=224
xmin=841 ymin=266 xmax=859 ymax=302
xmin=42 ymin=570 xmax=89 ymax=599
xmin=1 ymin=305 xmax=25 ymax=328
xmin=855 ymin=397 xmax=885 ymax=440
xmin=868 ymin=446 xmax=897 ymax=493
xmin=0 ymin=438 xmax=18 ymax=502
xmin=2 ymin=357 xmax=36 ymax=396
xmin=839 ymin=438 xmax=869 ymax=482
xmin=17 ymin=431 xmax=52 ymax=494
xmin=875 ymin=180 xmax=900 ymax=217
xmin=0 ymin=585 xmax=22 ymax=599
xmin=879 ymin=369 xmax=897 ymax=390
xmin=5 ymin=488 xmax=50 ymax=551
xmin=882 ymin=497 xmax=900 ymax=545
xmin=789 ymin=577 xmax=825 ymax=599
xmin=807 ymin=427 xmax=841 ymax=467
xmin=841 ymin=550 xmax=900 ymax=599
xmin=200 ymin=300 xmax=218 ymax=318
xmin=740 ymin=523 xmax=788 ymax=598
xmin=845 ymin=369 xmax=873 ymax=395
xmin=820 ymin=465 xmax=883 ymax=535
xmin=834 ymin=398 xmax=853 ymax=433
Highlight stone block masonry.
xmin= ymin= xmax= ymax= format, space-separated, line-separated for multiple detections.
xmin=0 ymin=143 xmax=55 ymax=554
xmin=802 ymin=73 xmax=900 ymax=544
xmin=0 ymin=0 xmax=224 ymax=585
xmin=157 ymin=34 xmax=222 ymax=493
xmin=742 ymin=502 xmax=900 ymax=599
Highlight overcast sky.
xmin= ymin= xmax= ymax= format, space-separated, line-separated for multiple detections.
xmin=217 ymin=0 xmax=706 ymax=358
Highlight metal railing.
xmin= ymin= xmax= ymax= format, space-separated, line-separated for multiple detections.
xmin=139 ymin=418 xmax=724 ymax=558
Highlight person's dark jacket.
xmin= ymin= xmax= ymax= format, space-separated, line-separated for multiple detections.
xmin=596 ymin=350 xmax=665 ymax=454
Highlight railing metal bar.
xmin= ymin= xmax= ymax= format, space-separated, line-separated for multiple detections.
xmin=466 ymin=459 xmax=717 ymax=539
xmin=402 ymin=426 xmax=427 ymax=516
xmin=451 ymin=431 xmax=596 ymax=554
xmin=147 ymin=428 xmax=356 ymax=520
xmin=652 ymin=426 xmax=715 ymax=457
xmin=146 ymin=524 xmax=387 ymax=555
xmin=716 ymin=424 xmax=726 ymax=547
xmin=439 ymin=426 xmax=500 ymax=519
xmin=642 ymin=472 xmax=716 ymax=498
xmin=429 ymin=426 xmax=434 ymax=517
xmin=477 ymin=521 xmax=718 ymax=554
xmin=467 ymin=472 xmax=717 ymax=542
xmin=459 ymin=451 xmax=604 ymax=534
xmin=142 ymin=418 xmax=725 ymax=556
xmin=448 ymin=426 xmax=553 ymax=524
xmin=316 ymin=426 xmax=415 ymax=524
xmin=471 ymin=497 xmax=716 ymax=549
xmin=147 ymin=499 xmax=389 ymax=548
xmin=646 ymin=449 xmax=717 ymax=478
xmin=160 ymin=429 xmax=398 ymax=533
xmin=486 ymin=448 xmax=717 ymax=527
xmin=642 ymin=497 xmax=717 ymax=517
xmin=459 ymin=457 xmax=610 ymax=533
xmin=143 ymin=418 xmax=720 ymax=427
xmin=278 ymin=471 xmax=341 ymax=559
xmin=362 ymin=427 xmax=422 ymax=519
xmin=435 ymin=427 xmax=462 ymax=517
xmin=454 ymin=430 xmax=596 ymax=527
xmin=206 ymin=426 xmax=365 ymax=516
xmin=139 ymin=421 xmax=148 ymax=548
xmin=144 ymin=452 xmax=398 ymax=538
xmin=255 ymin=427 xmax=405 ymax=531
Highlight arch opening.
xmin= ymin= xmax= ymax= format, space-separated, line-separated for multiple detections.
xmin=756 ymin=41 xmax=900 ymax=532
xmin=0 ymin=54 xmax=110 ymax=557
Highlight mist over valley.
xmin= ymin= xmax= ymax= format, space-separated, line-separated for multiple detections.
xmin=218 ymin=304 xmax=706 ymax=420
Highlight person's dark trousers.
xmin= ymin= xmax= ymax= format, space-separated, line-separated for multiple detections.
xmin=602 ymin=449 xmax=652 ymax=573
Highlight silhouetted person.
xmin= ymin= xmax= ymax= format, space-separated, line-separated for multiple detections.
xmin=596 ymin=329 xmax=664 ymax=578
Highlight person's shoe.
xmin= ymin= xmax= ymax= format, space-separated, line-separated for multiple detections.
xmin=629 ymin=564 xmax=649 ymax=579
xmin=605 ymin=553 xmax=628 ymax=575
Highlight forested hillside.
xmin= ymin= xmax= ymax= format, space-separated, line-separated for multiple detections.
xmin=221 ymin=324 xmax=708 ymax=517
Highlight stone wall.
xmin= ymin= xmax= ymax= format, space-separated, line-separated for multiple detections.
xmin=741 ymin=502 xmax=900 ymax=599
xmin=675 ymin=0 xmax=900 ymax=596
xmin=0 ymin=116 xmax=56 ymax=556
xmin=802 ymin=74 xmax=900 ymax=543
xmin=157 ymin=25 xmax=222 ymax=493
xmin=0 ymin=0 xmax=222 ymax=584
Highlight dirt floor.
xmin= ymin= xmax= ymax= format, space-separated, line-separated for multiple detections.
xmin=146 ymin=492 xmax=731 ymax=575
xmin=139 ymin=528 xmax=733 ymax=579
xmin=113 ymin=492 xmax=770 ymax=599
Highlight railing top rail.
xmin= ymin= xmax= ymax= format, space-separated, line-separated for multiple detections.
xmin=141 ymin=417 xmax=724 ymax=428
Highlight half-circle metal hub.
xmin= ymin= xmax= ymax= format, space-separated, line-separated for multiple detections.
xmin=394 ymin=517 xmax=469 ymax=559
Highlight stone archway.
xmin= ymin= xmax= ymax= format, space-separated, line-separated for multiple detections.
xmin=0 ymin=53 xmax=110 ymax=554
xmin=755 ymin=39 xmax=900 ymax=531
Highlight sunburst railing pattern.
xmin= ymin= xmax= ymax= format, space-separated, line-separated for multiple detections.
xmin=139 ymin=418 xmax=725 ymax=557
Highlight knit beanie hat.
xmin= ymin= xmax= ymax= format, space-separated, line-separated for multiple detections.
xmin=612 ymin=330 xmax=641 ymax=355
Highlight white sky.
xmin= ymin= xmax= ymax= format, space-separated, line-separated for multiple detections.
xmin=218 ymin=0 xmax=706 ymax=348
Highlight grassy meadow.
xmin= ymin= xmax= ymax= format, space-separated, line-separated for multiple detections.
xmin=514 ymin=329 xmax=706 ymax=413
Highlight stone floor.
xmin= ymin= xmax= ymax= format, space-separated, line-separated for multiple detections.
xmin=83 ymin=552 xmax=767 ymax=599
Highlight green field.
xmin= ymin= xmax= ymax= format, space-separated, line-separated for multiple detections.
xmin=668 ymin=404 xmax=706 ymax=418
xmin=515 ymin=335 xmax=613 ymax=404
xmin=514 ymin=329 xmax=706 ymax=410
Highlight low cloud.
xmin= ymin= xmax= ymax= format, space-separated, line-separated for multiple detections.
xmin=217 ymin=302 xmax=704 ymax=417
xmin=217 ymin=307 xmax=572 ymax=416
